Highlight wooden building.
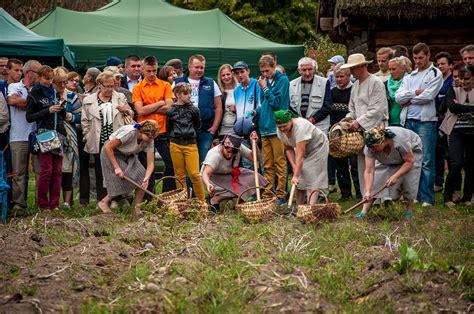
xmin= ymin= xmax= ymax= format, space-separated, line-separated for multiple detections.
xmin=317 ymin=0 xmax=474 ymax=61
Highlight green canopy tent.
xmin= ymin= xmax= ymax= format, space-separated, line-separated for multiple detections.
xmin=28 ymin=0 xmax=303 ymax=78
xmin=0 ymin=8 xmax=75 ymax=68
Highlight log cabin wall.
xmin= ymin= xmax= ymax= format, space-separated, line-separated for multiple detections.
xmin=319 ymin=0 xmax=474 ymax=65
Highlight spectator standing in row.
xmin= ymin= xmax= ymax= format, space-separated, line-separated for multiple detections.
xmin=0 ymin=57 xmax=8 ymax=81
xmin=175 ymin=54 xmax=223 ymax=165
xmin=82 ymin=67 xmax=100 ymax=96
xmin=164 ymin=59 xmax=184 ymax=78
xmin=327 ymin=55 xmax=345 ymax=89
xmin=257 ymin=55 xmax=289 ymax=205
xmin=7 ymin=60 xmax=41 ymax=209
xmin=217 ymin=64 xmax=238 ymax=137
xmin=329 ymin=64 xmax=361 ymax=200
xmin=434 ymin=52 xmax=454 ymax=193
xmin=395 ymin=42 xmax=443 ymax=207
xmin=374 ymin=47 xmax=394 ymax=82
xmin=166 ymin=83 xmax=205 ymax=201
xmin=440 ymin=64 xmax=474 ymax=207
xmin=6 ymin=58 xmax=23 ymax=85
xmin=386 ymin=56 xmax=411 ymax=126
xmin=289 ymin=57 xmax=331 ymax=134
xmin=121 ymin=55 xmax=143 ymax=92
xmin=106 ymin=56 xmax=123 ymax=74
xmin=26 ymin=66 xmax=66 ymax=210
xmin=342 ymin=53 xmax=388 ymax=196
xmin=461 ymin=45 xmax=474 ymax=66
xmin=133 ymin=56 xmax=175 ymax=193
xmin=81 ymin=72 xmax=132 ymax=203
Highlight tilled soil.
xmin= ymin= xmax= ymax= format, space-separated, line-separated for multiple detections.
xmin=0 ymin=211 xmax=472 ymax=313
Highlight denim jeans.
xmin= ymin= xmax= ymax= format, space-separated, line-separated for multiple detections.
xmin=405 ymin=119 xmax=437 ymax=204
xmin=197 ymin=131 xmax=214 ymax=166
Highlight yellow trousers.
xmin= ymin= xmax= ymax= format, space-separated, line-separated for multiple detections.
xmin=169 ymin=142 xmax=205 ymax=201
xmin=262 ymin=135 xmax=287 ymax=199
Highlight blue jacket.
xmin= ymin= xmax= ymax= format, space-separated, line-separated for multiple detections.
xmin=175 ymin=75 xmax=215 ymax=131
xmin=257 ymin=70 xmax=289 ymax=136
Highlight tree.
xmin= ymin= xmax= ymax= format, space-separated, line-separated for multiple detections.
xmin=169 ymin=0 xmax=318 ymax=45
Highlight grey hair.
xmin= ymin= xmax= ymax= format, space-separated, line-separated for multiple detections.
xmin=298 ymin=57 xmax=318 ymax=71
xmin=23 ymin=60 xmax=41 ymax=75
xmin=333 ymin=63 xmax=350 ymax=75
xmin=389 ymin=56 xmax=412 ymax=73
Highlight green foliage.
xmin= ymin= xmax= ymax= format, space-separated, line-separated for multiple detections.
xmin=395 ymin=244 xmax=424 ymax=273
xmin=169 ymin=0 xmax=318 ymax=45
xmin=168 ymin=0 xmax=345 ymax=74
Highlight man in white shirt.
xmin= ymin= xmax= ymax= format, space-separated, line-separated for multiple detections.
xmin=395 ymin=42 xmax=443 ymax=207
xmin=174 ymin=54 xmax=223 ymax=165
xmin=7 ymin=60 xmax=41 ymax=209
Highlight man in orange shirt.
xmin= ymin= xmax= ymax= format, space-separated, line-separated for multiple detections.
xmin=133 ymin=56 xmax=175 ymax=192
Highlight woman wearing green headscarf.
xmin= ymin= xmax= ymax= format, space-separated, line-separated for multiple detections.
xmin=358 ymin=125 xmax=422 ymax=219
xmin=275 ymin=110 xmax=329 ymax=205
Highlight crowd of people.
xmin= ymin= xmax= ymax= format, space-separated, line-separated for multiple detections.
xmin=0 ymin=42 xmax=472 ymax=218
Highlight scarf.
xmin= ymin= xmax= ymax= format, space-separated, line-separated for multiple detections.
xmin=99 ymin=101 xmax=114 ymax=126
xmin=274 ymin=109 xmax=297 ymax=125
xmin=387 ymin=77 xmax=402 ymax=101
xmin=34 ymin=83 xmax=55 ymax=102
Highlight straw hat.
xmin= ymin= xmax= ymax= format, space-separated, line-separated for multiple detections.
xmin=340 ymin=53 xmax=373 ymax=69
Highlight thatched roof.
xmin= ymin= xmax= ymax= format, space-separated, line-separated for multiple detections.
xmin=334 ymin=0 xmax=473 ymax=19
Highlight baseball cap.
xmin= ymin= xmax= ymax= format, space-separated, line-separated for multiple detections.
xmin=327 ymin=55 xmax=345 ymax=65
xmin=106 ymin=56 xmax=122 ymax=67
xmin=232 ymin=61 xmax=249 ymax=71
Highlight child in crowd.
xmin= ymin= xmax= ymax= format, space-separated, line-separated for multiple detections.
xmin=166 ymin=83 xmax=205 ymax=201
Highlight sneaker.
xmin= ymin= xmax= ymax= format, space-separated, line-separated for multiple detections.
xmin=421 ymin=202 xmax=433 ymax=208
xmin=277 ymin=198 xmax=287 ymax=206
xmin=453 ymin=191 xmax=462 ymax=202
xmin=110 ymin=201 xmax=119 ymax=209
xmin=402 ymin=210 xmax=414 ymax=219
xmin=210 ymin=203 xmax=220 ymax=213
xmin=355 ymin=212 xmax=367 ymax=219
xmin=62 ymin=202 xmax=70 ymax=209
xmin=444 ymin=201 xmax=456 ymax=208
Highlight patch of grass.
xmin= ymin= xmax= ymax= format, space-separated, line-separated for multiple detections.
xmin=45 ymin=228 xmax=84 ymax=247
xmin=120 ymin=263 xmax=152 ymax=285
xmin=81 ymin=297 xmax=128 ymax=314
xmin=20 ymin=285 xmax=37 ymax=296
xmin=310 ymin=252 xmax=357 ymax=302
xmin=41 ymin=246 xmax=60 ymax=256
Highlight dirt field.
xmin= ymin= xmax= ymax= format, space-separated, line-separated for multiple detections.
xmin=0 ymin=201 xmax=472 ymax=313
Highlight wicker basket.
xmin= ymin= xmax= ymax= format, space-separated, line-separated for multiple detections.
xmin=155 ymin=176 xmax=188 ymax=206
xmin=328 ymin=120 xmax=364 ymax=158
xmin=168 ymin=198 xmax=209 ymax=219
xmin=235 ymin=186 xmax=277 ymax=222
xmin=296 ymin=190 xmax=341 ymax=223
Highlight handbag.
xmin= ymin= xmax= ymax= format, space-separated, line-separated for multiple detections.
xmin=36 ymin=112 xmax=61 ymax=153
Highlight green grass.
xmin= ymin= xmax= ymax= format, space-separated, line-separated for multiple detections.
xmin=1 ymin=176 xmax=472 ymax=312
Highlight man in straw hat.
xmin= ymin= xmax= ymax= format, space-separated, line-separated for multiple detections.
xmin=357 ymin=125 xmax=422 ymax=219
xmin=340 ymin=53 xmax=388 ymax=197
